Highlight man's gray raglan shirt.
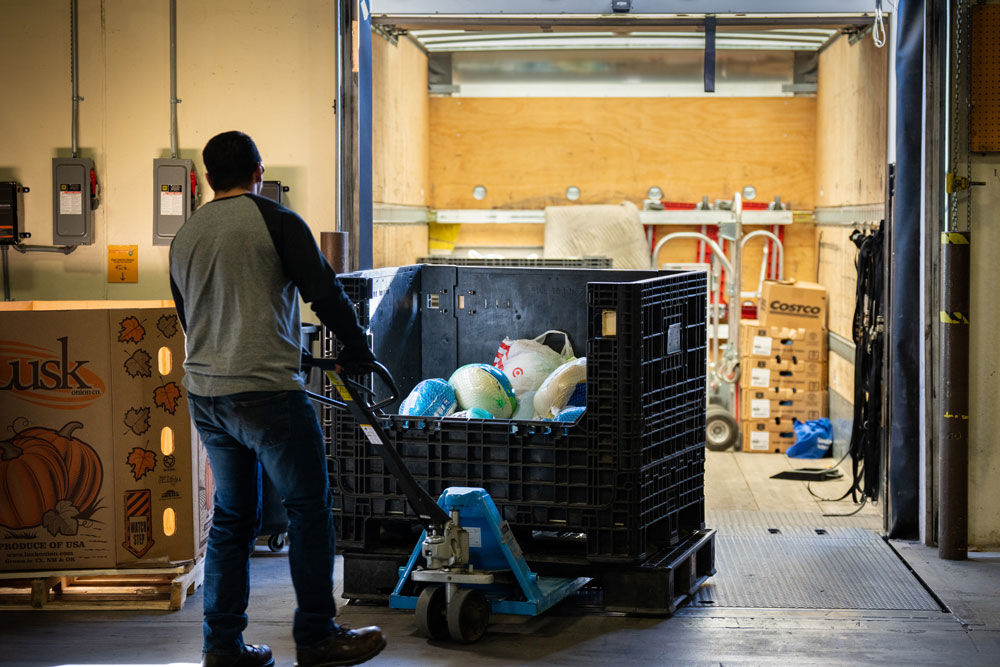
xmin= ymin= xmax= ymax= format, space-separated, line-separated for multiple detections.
xmin=168 ymin=193 xmax=367 ymax=397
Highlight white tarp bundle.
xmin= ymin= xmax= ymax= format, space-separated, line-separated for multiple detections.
xmin=543 ymin=201 xmax=649 ymax=269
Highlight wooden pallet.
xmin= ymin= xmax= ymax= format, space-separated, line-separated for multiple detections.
xmin=0 ymin=558 xmax=204 ymax=611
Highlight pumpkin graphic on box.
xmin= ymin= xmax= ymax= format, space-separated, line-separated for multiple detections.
xmin=0 ymin=431 xmax=68 ymax=529
xmin=0 ymin=421 xmax=104 ymax=535
xmin=20 ymin=422 xmax=102 ymax=514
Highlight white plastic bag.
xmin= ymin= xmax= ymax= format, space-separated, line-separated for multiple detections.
xmin=511 ymin=391 xmax=537 ymax=420
xmin=534 ymin=357 xmax=587 ymax=420
xmin=494 ymin=330 xmax=574 ymax=396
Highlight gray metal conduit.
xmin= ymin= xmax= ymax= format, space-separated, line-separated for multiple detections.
xmin=169 ymin=0 xmax=179 ymax=159
xmin=70 ymin=0 xmax=80 ymax=158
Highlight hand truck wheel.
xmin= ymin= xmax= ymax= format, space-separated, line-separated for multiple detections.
xmin=706 ymin=405 xmax=739 ymax=451
xmin=446 ymin=587 xmax=490 ymax=644
xmin=415 ymin=585 xmax=449 ymax=640
xmin=267 ymin=532 xmax=286 ymax=552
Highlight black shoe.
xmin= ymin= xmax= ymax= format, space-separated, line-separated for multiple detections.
xmin=296 ymin=626 xmax=387 ymax=667
xmin=202 ymin=644 xmax=275 ymax=667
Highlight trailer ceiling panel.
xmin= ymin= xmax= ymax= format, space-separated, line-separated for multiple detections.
xmin=411 ymin=29 xmax=838 ymax=52
xmin=372 ymin=0 xmax=878 ymax=30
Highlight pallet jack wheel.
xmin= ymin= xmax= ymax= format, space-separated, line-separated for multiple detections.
xmin=706 ymin=405 xmax=739 ymax=451
xmin=446 ymin=588 xmax=490 ymax=644
xmin=415 ymin=586 xmax=449 ymax=640
xmin=267 ymin=533 xmax=286 ymax=552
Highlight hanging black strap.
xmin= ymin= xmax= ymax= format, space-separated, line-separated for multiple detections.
xmin=845 ymin=225 xmax=885 ymax=503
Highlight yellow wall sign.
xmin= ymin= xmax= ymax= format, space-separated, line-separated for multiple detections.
xmin=108 ymin=245 xmax=139 ymax=283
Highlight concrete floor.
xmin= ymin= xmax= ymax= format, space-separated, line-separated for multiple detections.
xmin=3 ymin=451 xmax=999 ymax=666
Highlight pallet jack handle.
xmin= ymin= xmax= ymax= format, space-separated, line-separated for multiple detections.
xmin=301 ymin=352 xmax=400 ymax=412
xmin=301 ymin=352 xmax=452 ymax=533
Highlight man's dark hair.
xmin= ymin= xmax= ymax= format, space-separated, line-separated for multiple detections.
xmin=202 ymin=131 xmax=262 ymax=192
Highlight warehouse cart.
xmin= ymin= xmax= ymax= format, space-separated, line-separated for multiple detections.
xmin=302 ymin=355 xmax=590 ymax=643
xmin=314 ymin=265 xmax=716 ymax=626
xmin=650 ymin=194 xmax=785 ymax=451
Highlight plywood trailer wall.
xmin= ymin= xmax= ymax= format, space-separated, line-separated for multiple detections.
xmin=817 ymin=225 xmax=862 ymax=342
xmin=371 ymin=35 xmax=430 ymax=267
xmin=373 ymin=36 xmax=430 ymax=207
xmin=815 ymin=36 xmax=888 ymax=210
xmin=429 ymin=97 xmax=817 ymax=210
xmin=814 ymin=34 xmax=888 ymax=403
xmin=813 ymin=33 xmax=888 ymax=456
xmin=430 ymin=95 xmax=818 ymax=283
xmin=814 ymin=32 xmax=888 ymax=341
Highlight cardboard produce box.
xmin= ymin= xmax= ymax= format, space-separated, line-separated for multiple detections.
xmin=758 ymin=280 xmax=828 ymax=330
xmin=740 ymin=320 xmax=828 ymax=362
xmin=0 ymin=302 xmax=210 ymax=572
xmin=741 ymin=358 xmax=828 ymax=392
xmin=742 ymin=420 xmax=797 ymax=454
xmin=741 ymin=388 xmax=828 ymax=421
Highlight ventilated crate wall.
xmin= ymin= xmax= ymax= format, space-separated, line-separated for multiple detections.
xmin=585 ymin=274 xmax=707 ymax=557
xmin=324 ymin=266 xmax=707 ymax=562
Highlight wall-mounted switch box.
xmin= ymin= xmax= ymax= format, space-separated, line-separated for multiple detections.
xmin=53 ymin=157 xmax=94 ymax=245
xmin=153 ymin=158 xmax=195 ymax=246
xmin=261 ymin=180 xmax=289 ymax=205
xmin=0 ymin=182 xmax=27 ymax=245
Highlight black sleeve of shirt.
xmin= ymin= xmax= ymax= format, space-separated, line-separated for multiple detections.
xmin=251 ymin=196 xmax=370 ymax=355
xmin=168 ymin=260 xmax=188 ymax=333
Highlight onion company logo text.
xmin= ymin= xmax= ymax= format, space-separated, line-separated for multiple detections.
xmin=0 ymin=337 xmax=106 ymax=409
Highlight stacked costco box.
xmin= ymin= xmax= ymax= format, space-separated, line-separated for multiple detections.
xmin=740 ymin=281 xmax=828 ymax=453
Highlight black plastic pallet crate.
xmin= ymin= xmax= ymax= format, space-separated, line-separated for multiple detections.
xmin=324 ymin=265 xmax=707 ymax=561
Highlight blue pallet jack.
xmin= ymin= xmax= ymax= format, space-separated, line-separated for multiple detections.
xmin=303 ymin=355 xmax=590 ymax=643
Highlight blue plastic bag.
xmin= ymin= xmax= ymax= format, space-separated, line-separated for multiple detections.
xmin=565 ymin=382 xmax=586 ymax=408
xmin=786 ymin=418 xmax=833 ymax=459
xmin=399 ymin=378 xmax=457 ymax=418
xmin=555 ymin=406 xmax=586 ymax=423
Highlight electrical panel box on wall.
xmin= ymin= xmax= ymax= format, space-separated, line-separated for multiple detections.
xmin=52 ymin=157 xmax=94 ymax=245
xmin=261 ymin=180 xmax=289 ymax=205
xmin=0 ymin=182 xmax=26 ymax=245
xmin=261 ymin=180 xmax=280 ymax=203
xmin=153 ymin=158 xmax=195 ymax=246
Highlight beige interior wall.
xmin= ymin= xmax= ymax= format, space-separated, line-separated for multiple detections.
xmin=0 ymin=0 xmax=337 ymax=301
xmin=0 ymin=0 xmax=107 ymax=299
xmin=965 ymin=2 xmax=1000 ymax=548
xmin=968 ymin=154 xmax=1000 ymax=548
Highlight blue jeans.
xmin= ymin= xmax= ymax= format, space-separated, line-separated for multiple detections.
xmin=189 ymin=390 xmax=337 ymax=655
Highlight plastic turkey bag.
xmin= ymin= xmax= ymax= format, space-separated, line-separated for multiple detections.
xmin=494 ymin=330 xmax=574 ymax=396
xmin=533 ymin=357 xmax=587 ymax=420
